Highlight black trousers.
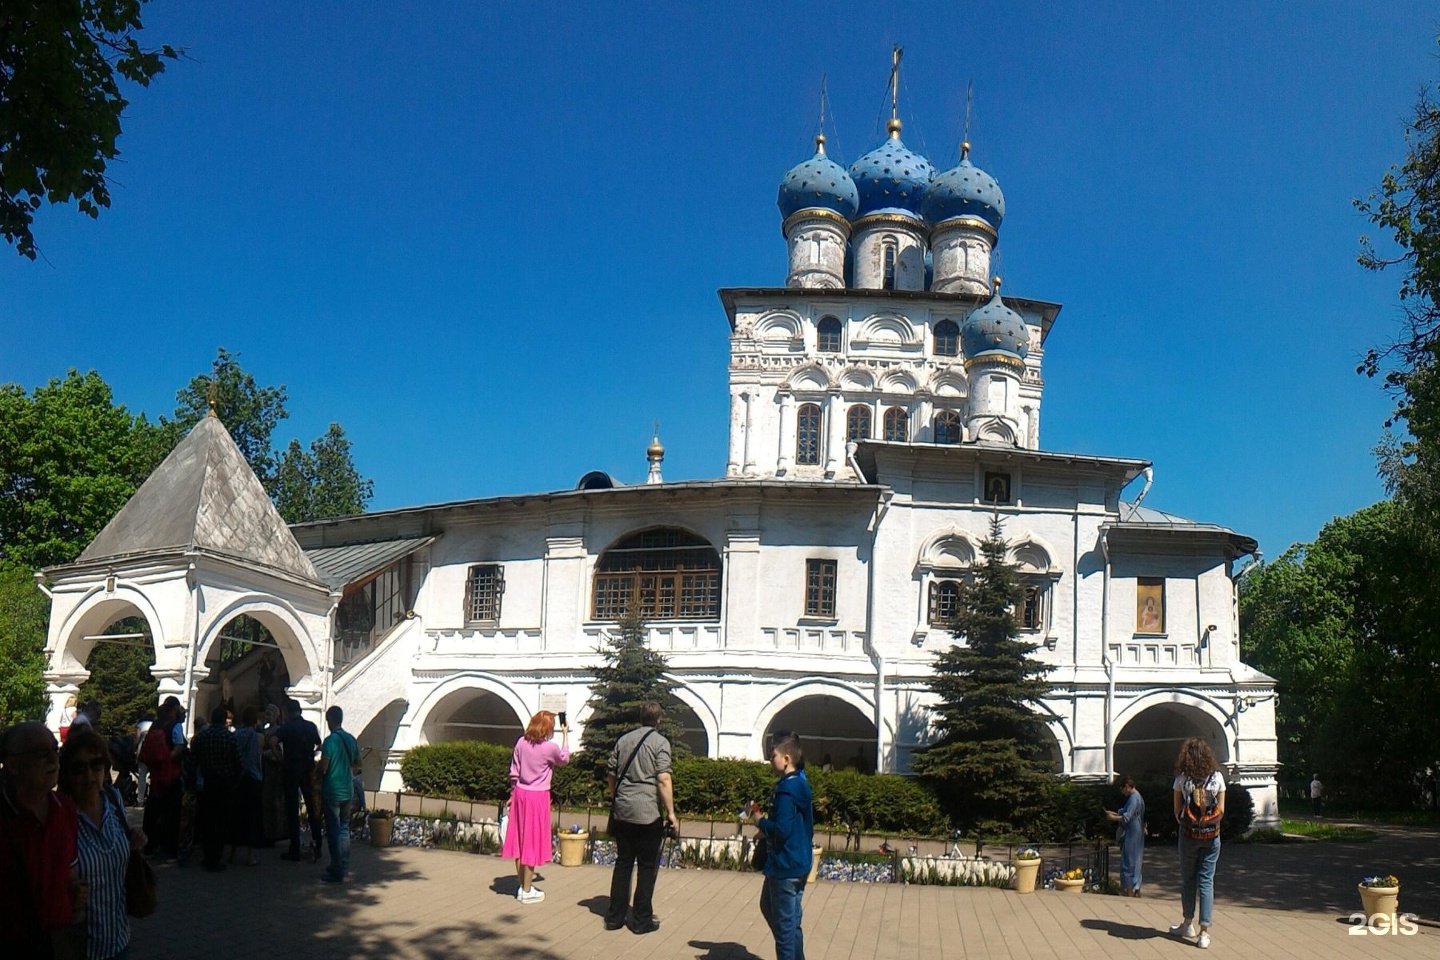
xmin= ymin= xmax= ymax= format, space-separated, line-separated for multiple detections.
xmin=282 ymin=764 xmax=323 ymax=854
xmin=607 ymin=819 xmax=665 ymax=925
xmin=144 ymin=780 xmax=182 ymax=856
xmin=198 ymin=778 xmax=234 ymax=867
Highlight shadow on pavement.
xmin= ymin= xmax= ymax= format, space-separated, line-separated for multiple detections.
xmin=1137 ymin=823 xmax=1440 ymax=921
xmin=131 ymin=846 xmax=572 ymax=960
xmin=688 ymin=940 xmax=765 ymax=960
xmin=1079 ymin=918 xmax=1163 ymax=940
xmin=577 ymin=895 xmax=609 ymax=917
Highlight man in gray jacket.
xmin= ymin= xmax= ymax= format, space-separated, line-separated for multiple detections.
xmin=604 ymin=701 xmax=679 ymax=934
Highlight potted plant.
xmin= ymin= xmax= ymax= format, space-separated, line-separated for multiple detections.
xmin=368 ymin=809 xmax=394 ymax=848
xmin=1054 ymin=867 xmax=1085 ymax=893
xmin=557 ymin=823 xmax=589 ymax=867
xmin=1359 ymin=875 xmax=1400 ymax=926
xmin=808 ymin=843 xmax=825 ymax=883
xmin=1012 ymin=848 xmax=1041 ymax=894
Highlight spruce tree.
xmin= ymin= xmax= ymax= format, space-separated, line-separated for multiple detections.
xmin=577 ymin=602 xmax=689 ymax=780
xmin=912 ymin=514 xmax=1055 ymax=834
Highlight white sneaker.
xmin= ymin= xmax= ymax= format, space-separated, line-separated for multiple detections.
xmin=519 ymin=887 xmax=545 ymax=904
xmin=1169 ymin=922 xmax=1196 ymax=940
xmin=1197 ymin=931 xmax=1210 ymax=949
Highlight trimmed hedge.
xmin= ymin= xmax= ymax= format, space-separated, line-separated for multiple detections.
xmin=398 ymin=741 xmax=512 ymax=800
xmin=396 ymin=742 xmax=1254 ymax=842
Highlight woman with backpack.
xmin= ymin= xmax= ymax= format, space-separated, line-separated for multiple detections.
xmin=1169 ymin=737 xmax=1225 ymax=950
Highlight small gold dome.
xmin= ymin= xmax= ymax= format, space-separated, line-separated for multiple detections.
xmin=647 ymin=436 xmax=665 ymax=459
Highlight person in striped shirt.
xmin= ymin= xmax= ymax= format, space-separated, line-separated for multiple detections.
xmin=60 ymin=725 xmax=144 ymax=960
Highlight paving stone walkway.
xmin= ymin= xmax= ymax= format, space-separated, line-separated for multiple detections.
xmin=129 ymin=837 xmax=1434 ymax=959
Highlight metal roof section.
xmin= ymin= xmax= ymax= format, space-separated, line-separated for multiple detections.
xmin=304 ymin=536 xmax=436 ymax=590
xmin=1108 ymin=501 xmax=1259 ymax=558
xmin=289 ymin=479 xmax=887 ymax=546
xmin=852 ymin=439 xmax=1151 ymax=485
xmin=62 ymin=416 xmax=322 ymax=584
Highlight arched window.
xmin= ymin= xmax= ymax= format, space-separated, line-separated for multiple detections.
xmin=592 ymin=528 xmax=721 ymax=621
xmin=817 ymin=316 xmax=842 ymax=353
xmin=796 ymin=403 xmax=822 ymax=465
xmin=882 ymin=242 xmax=897 ymax=290
xmin=846 ymin=404 xmax=871 ymax=442
xmin=934 ymin=409 xmax=962 ymax=445
xmin=883 ymin=406 xmax=909 ymax=441
xmin=934 ymin=319 xmax=959 ymax=357
xmin=928 ymin=579 xmax=963 ymax=627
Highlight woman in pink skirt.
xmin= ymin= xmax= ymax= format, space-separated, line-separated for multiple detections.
xmin=503 ymin=710 xmax=569 ymax=903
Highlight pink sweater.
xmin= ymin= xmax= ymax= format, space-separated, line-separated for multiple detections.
xmin=509 ymin=737 xmax=569 ymax=792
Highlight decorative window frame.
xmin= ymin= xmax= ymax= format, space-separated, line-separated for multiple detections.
xmin=464 ymin=563 xmax=505 ymax=625
xmin=803 ymin=557 xmax=839 ymax=621
xmin=934 ymin=319 xmax=960 ymax=357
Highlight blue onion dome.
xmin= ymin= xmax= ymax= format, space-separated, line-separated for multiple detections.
xmin=848 ymin=118 xmax=934 ymax=219
xmin=922 ymin=142 xmax=1005 ymax=231
xmin=777 ymin=134 xmax=860 ymax=221
xmin=962 ymin=279 xmax=1029 ymax=360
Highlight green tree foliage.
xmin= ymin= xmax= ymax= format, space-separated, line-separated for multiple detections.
xmin=911 ymin=515 xmax=1055 ymax=834
xmin=76 ymin=619 xmax=156 ymax=738
xmin=272 ymin=425 xmax=374 ymax=523
xmin=0 ymin=370 xmax=166 ymax=569
xmin=1 ymin=0 xmax=179 ymax=258
xmin=168 ymin=349 xmax=373 ymax=522
xmin=1357 ymin=41 xmax=1440 ymax=525
xmin=0 ymin=565 xmax=48 ymax=724
xmin=1240 ymin=502 xmax=1440 ymax=808
xmin=577 ymin=603 xmax=690 ymax=780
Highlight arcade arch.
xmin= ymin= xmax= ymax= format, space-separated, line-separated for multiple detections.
xmin=1113 ymin=699 xmax=1229 ymax=778
xmin=762 ymin=693 xmax=878 ymax=773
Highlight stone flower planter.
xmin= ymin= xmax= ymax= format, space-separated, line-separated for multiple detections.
xmin=368 ymin=814 xmax=393 ymax=848
xmin=1054 ymin=877 xmax=1085 ymax=893
xmin=557 ymin=831 xmax=589 ymax=867
xmin=1358 ymin=883 xmax=1400 ymax=926
xmin=1012 ymin=858 xmax=1040 ymax=894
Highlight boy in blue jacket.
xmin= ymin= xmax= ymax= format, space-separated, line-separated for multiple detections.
xmin=756 ymin=734 xmax=814 ymax=960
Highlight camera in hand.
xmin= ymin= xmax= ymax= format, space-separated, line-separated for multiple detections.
xmin=557 ymin=711 xmax=567 ymax=728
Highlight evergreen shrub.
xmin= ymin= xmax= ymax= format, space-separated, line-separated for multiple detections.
xmin=399 ymin=741 xmax=511 ymax=800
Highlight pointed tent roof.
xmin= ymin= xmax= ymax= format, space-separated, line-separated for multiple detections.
xmin=69 ymin=415 xmax=322 ymax=584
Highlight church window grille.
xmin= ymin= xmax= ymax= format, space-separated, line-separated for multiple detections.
xmin=935 ymin=319 xmax=959 ymax=356
xmin=464 ymin=564 xmax=505 ymax=622
xmin=883 ymin=406 xmax=909 ymax=441
xmin=882 ymin=242 xmax=897 ymax=290
xmin=846 ymin=404 xmax=871 ymax=441
xmin=592 ymin=528 xmax=721 ymax=621
xmin=805 ymin=559 xmax=838 ymax=618
xmin=928 ymin=579 xmax=963 ymax=627
xmin=817 ymin=316 xmax=842 ymax=353
xmin=796 ymin=403 xmax=822 ymax=465
xmin=934 ymin=409 xmax=962 ymax=445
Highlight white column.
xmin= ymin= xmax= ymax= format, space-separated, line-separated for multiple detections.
xmin=742 ymin=392 xmax=756 ymax=475
xmin=727 ymin=391 xmax=743 ymax=476
xmin=776 ymin=395 xmax=795 ymax=476
xmin=824 ymin=392 xmax=846 ymax=477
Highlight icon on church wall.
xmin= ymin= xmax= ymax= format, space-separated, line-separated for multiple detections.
xmin=983 ymin=472 xmax=1011 ymax=504
xmin=1136 ymin=579 xmax=1165 ymax=634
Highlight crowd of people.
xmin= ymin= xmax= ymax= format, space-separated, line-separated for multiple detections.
xmin=5 ymin=689 xmax=1233 ymax=960
xmin=0 ymin=691 xmax=365 ymax=959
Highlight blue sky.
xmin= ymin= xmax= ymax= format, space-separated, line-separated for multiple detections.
xmin=2 ymin=0 xmax=1436 ymax=558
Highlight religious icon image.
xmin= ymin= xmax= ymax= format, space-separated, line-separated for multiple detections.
xmin=984 ymin=471 xmax=1011 ymax=504
xmin=1136 ymin=579 xmax=1165 ymax=634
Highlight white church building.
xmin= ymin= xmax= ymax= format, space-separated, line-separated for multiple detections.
xmin=37 ymin=101 xmax=1280 ymax=823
